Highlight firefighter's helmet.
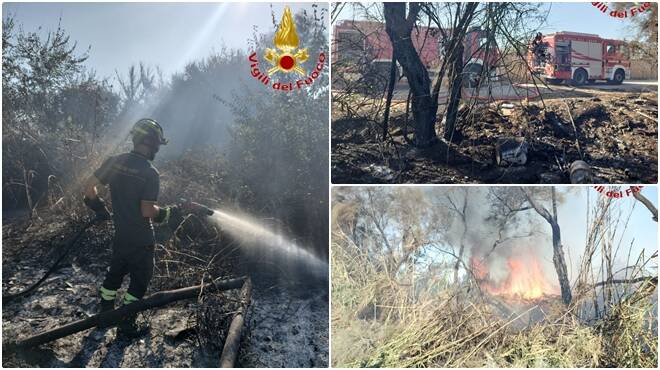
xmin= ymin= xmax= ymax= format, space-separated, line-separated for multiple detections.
xmin=131 ymin=118 xmax=168 ymax=147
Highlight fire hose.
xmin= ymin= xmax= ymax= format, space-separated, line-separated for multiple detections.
xmin=3 ymin=200 xmax=215 ymax=304
xmin=2 ymin=217 xmax=99 ymax=304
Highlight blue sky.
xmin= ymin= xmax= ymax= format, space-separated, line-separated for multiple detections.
xmin=539 ymin=2 xmax=631 ymax=39
xmin=2 ymin=2 xmax=326 ymax=81
xmin=334 ymin=2 xmax=635 ymax=40
xmin=3 ymin=2 xmax=635 ymax=83
xmin=559 ymin=186 xmax=658 ymax=279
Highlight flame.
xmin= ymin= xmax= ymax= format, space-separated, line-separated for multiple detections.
xmin=471 ymin=254 xmax=559 ymax=301
xmin=274 ymin=6 xmax=299 ymax=52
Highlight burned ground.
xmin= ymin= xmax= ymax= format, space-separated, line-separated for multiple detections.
xmin=2 ymin=8 xmax=329 ymax=367
xmin=331 ymin=89 xmax=658 ymax=184
xmin=1 ymin=209 xmax=328 ymax=368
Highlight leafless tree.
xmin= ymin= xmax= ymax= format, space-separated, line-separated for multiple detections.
xmin=521 ymin=187 xmax=572 ymax=304
xmin=115 ymin=62 xmax=159 ymax=108
xmin=381 ymin=2 xmax=544 ymax=146
xmin=443 ymin=188 xmax=469 ymax=283
xmin=615 ymin=2 xmax=658 ymax=66
xmin=489 ymin=187 xmax=572 ymax=304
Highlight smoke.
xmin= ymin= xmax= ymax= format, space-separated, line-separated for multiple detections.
xmin=437 ymin=187 xmax=559 ymax=292
xmin=104 ymin=5 xmax=330 ymax=260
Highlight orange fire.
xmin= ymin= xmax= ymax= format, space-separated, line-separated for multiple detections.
xmin=471 ymin=254 xmax=559 ymax=301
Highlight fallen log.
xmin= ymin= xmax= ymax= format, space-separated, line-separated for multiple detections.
xmin=220 ymin=278 xmax=253 ymax=368
xmin=5 ymin=276 xmax=246 ymax=351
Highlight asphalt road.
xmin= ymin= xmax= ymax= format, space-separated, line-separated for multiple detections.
xmin=519 ymin=79 xmax=658 ymax=93
xmin=385 ymin=79 xmax=658 ymax=102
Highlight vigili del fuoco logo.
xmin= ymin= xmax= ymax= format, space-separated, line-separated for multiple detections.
xmin=248 ymin=6 xmax=325 ymax=92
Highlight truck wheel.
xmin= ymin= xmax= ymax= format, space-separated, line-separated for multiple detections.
xmin=609 ymin=69 xmax=625 ymax=85
xmin=571 ymin=69 xmax=588 ymax=86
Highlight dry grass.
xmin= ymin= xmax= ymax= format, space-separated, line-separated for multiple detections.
xmin=331 ymin=207 xmax=658 ymax=368
xmin=333 ymin=272 xmax=656 ymax=368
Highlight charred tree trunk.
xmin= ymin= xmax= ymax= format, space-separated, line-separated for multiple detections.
xmin=381 ymin=53 xmax=398 ymax=141
xmin=220 ymin=278 xmax=253 ymax=368
xmin=523 ymin=188 xmax=572 ymax=305
xmin=453 ymin=222 xmax=467 ymax=284
xmin=5 ymin=276 xmax=246 ymax=350
xmin=550 ymin=222 xmax=572 ymax=305
xmin=426 ymin=2 xmax=478 ymax=141
xmin=444 ymin=42 xmax=464 ymax=141
xmin=384 ymin=2 xmax=437 ymax=147
xmin=451 ymin=190 xmax=468 ymax=284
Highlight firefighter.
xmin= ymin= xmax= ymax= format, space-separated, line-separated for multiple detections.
xmin=83 ymin=118 xmax=175 ymax=337
xmin=531 ymin=32 xmax=548 ymax=67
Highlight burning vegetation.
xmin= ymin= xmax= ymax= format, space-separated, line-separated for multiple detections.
xmin=331 ymin=186 xmax=658 ymax=367
xmin=471 ymin=253 xmax=560 ymax=301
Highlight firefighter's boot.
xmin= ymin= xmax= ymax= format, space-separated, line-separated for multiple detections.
xmin=100 ymin=299 xmax=115 ymax=313
xmin=117 ymin=314 xmax=147 ymax=338
xmin=116 ymin=292 xmax=149 ymax=338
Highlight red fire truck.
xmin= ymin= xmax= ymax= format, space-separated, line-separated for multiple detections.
xmin=333 ymin=20 xmax=500 ymax=88
xmin=530 ymin=31 xmax=630 ymax=85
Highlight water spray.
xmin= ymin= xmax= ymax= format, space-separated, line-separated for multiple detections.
xmin=177 ymin=199 xmax=327 ymax=278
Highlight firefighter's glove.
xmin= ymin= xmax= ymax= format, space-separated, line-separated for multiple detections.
xmin=154 ymin=205 xmax=178 ymax=225
xmin=167 ymin=206 xmax=185 ymax=231
xmin=84 ymin=196 xmax=111 ymax=222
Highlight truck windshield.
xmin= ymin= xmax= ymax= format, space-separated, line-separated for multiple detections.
xmin=607 ymin=43 xmax=629 ymax=57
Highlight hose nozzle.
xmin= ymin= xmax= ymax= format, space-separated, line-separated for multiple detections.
xmin=179 ymin=199 xmax=214 ymax=216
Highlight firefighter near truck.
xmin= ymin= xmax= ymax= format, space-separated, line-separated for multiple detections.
xmin=529 ymin=31 xmax=630 ymax=86
xmin=334 ymin=19 xmax=633 ymax=92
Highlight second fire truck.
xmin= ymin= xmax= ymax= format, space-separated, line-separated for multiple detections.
xmin=333 ymin=20 xmax=500 ymax=89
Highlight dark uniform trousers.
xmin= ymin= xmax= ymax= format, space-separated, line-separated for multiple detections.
xmin=102 ymin=244 xmax=155 ymax=301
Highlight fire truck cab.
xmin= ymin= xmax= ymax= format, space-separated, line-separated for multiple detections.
xmin=530 ymin=31 xmax=630 ymax=85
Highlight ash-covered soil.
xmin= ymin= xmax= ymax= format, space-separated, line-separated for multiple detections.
xmin=239 ymin=286 xmax=329 ymax=367
xmin=332 ymin=91 xmax=658 ymax=184
xmin=2 ymin=213 xmax=328 ymax=368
